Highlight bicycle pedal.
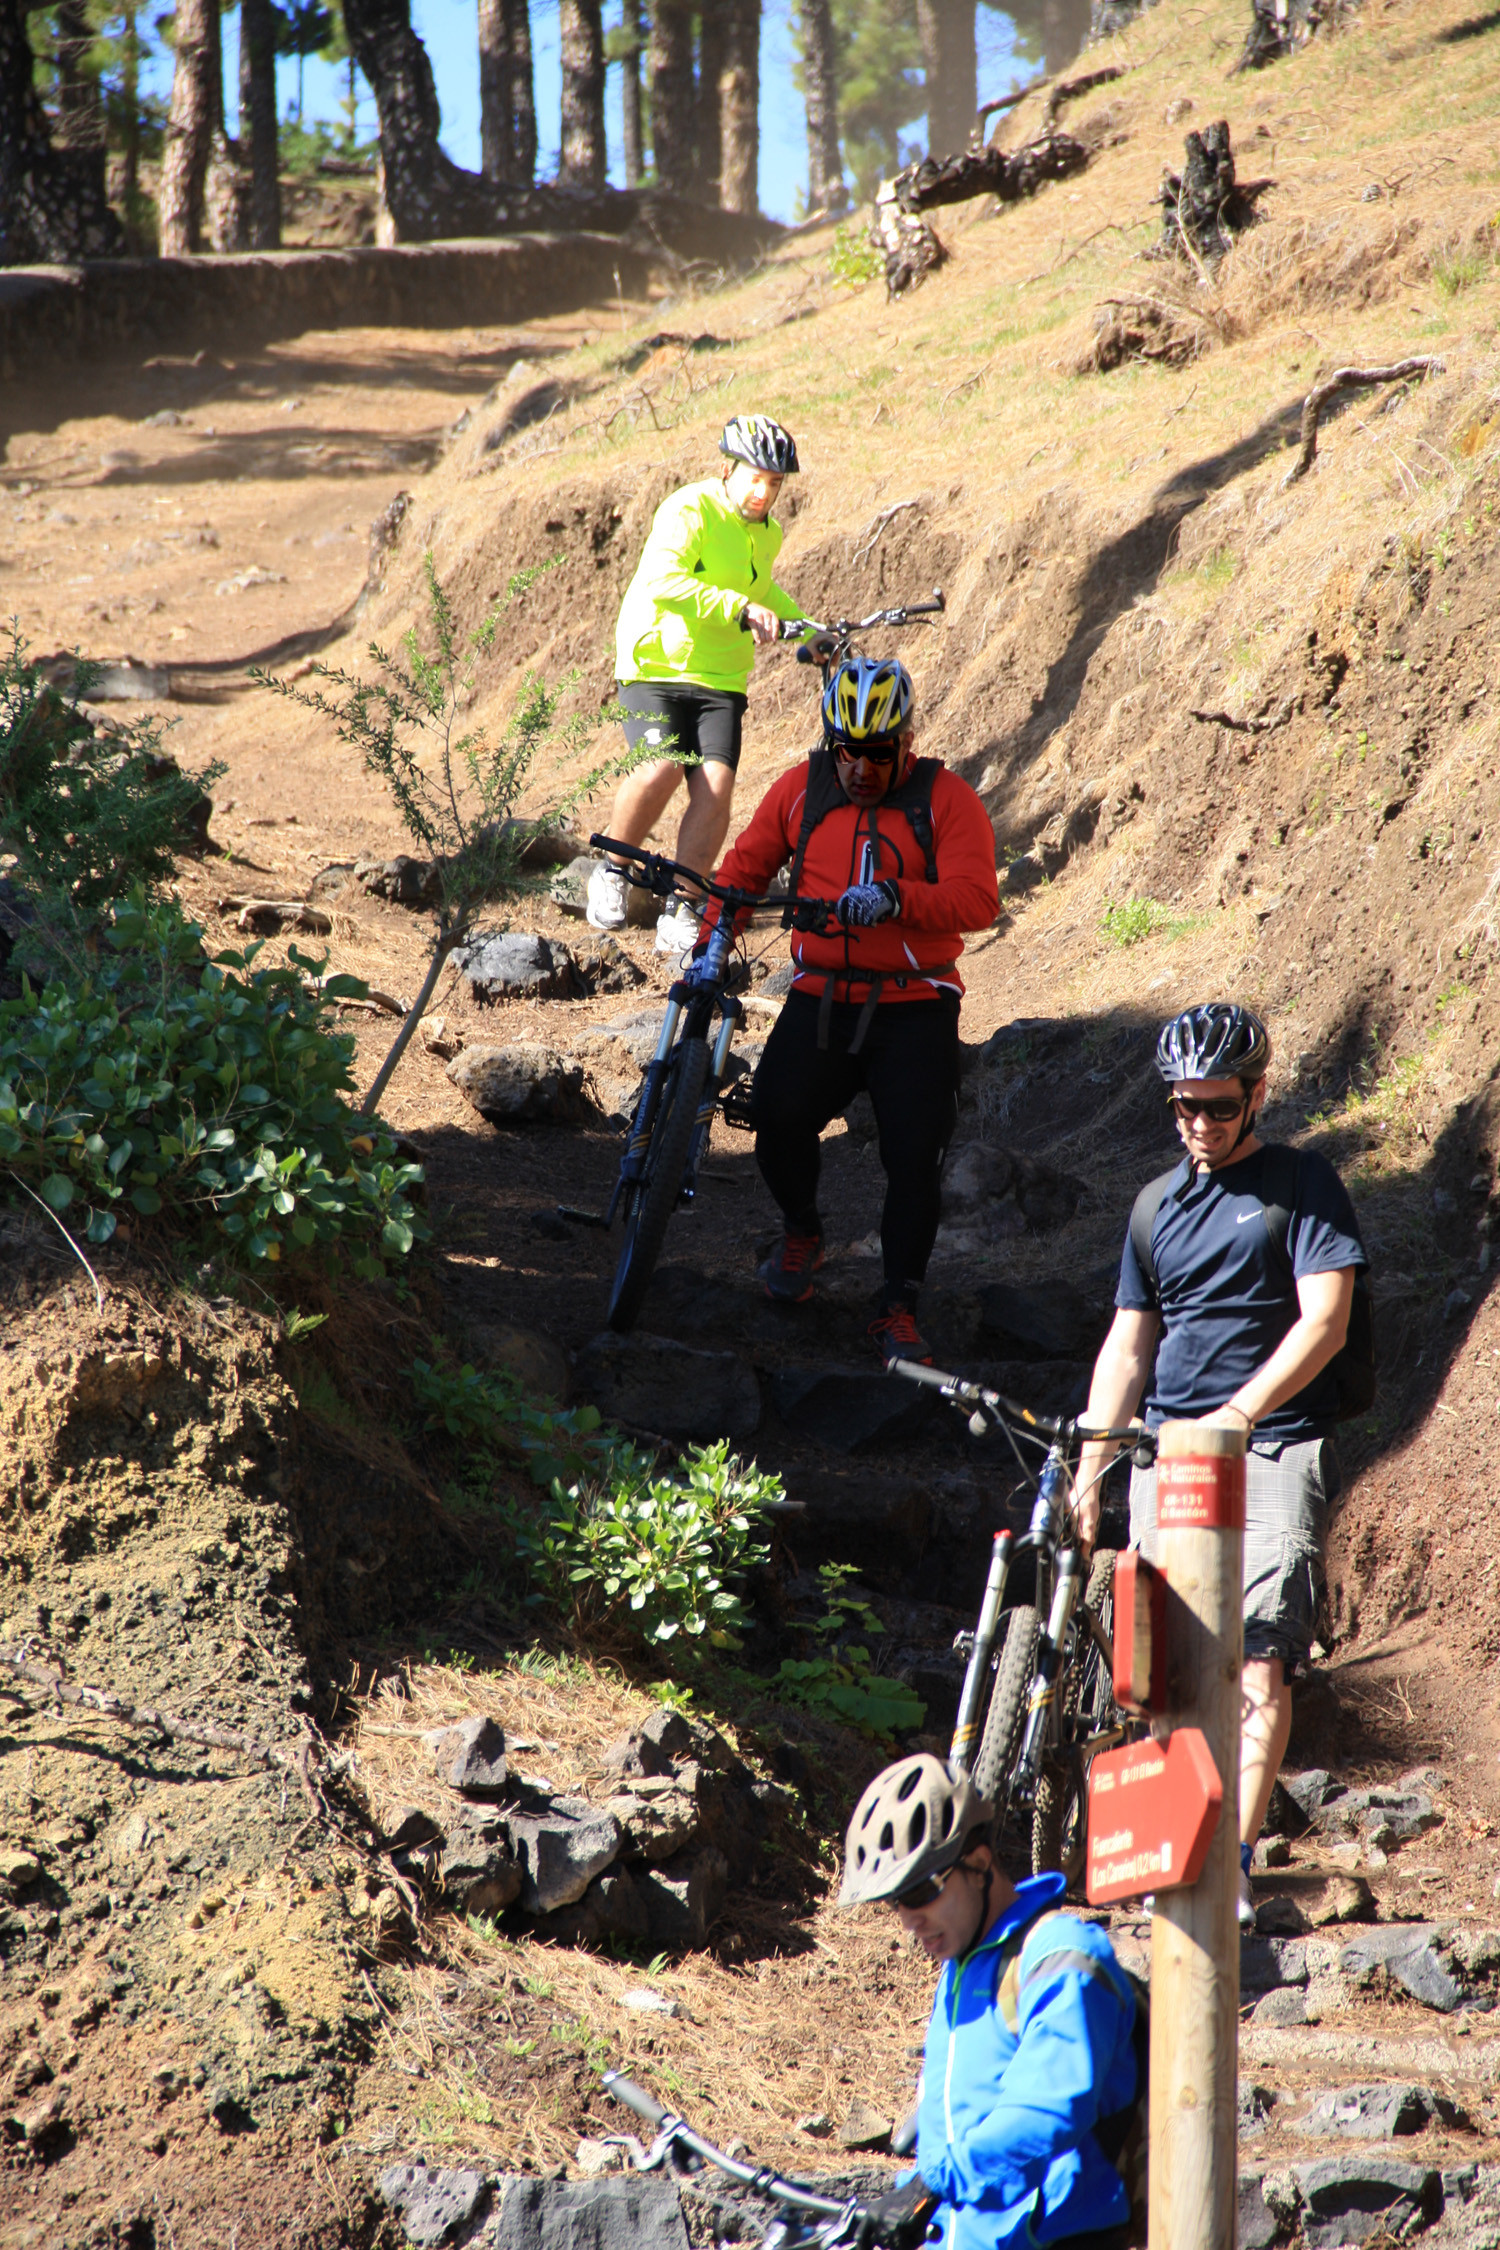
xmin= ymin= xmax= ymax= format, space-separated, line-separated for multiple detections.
xmin=721 ymin=1082 xmax=756 ymax=1133
xmin=952 ymin=1631 xmax=976 ymax=1657
xmin=556 ymin=1205 xmax=609 ymax=1228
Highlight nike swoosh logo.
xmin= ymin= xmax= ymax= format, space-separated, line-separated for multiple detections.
xmin=1237 ymin=1211 xmax=1259 ymax=1224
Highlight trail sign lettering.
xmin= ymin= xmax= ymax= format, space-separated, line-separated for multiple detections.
xmin=1085 ymin=1726 xmax=1222 ymax=1905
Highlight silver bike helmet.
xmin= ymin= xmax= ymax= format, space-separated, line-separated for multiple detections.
xmin=1156 ymin=1002 xmax=1271 ymax=1085
xmin=821 ymin=656 xmax=915 ymax=747
xmin=720 ymin=414 xmax=800 ymax=475
xmin=839 ymin=1754 xmax=993 ymax=1908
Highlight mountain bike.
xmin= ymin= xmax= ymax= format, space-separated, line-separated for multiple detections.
xmin=560 ymin=836 xmax=840 ymax=1334
xmin=602 ymin=2070 xmax=914 ymax=2250
xmin=891 ymin=1360 xmax=1157 ymax=1883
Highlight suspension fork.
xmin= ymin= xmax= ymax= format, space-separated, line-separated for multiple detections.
xmin=617 ymin=996 xmax=684 ymax=1196
xmin=681 ymin=995 xmax=741 ymax=1194
xmin=1026 ymin=1447 xmax=1072 ymax=1624
xmin=949 ymin=1531 xmax=1013 ymax=1771
xmin=1015 ymin=1545 xmax=1084 ymax=1790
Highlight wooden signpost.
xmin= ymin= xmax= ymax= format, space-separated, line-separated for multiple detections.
xmin=1148 ymin=1420 xmax=1246 ymax=2250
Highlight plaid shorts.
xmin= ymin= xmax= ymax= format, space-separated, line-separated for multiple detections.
xmin=1128 ymin=1437 xmax=1341 ymax=1668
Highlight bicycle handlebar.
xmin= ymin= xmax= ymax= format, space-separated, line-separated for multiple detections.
xmin=589 ymin=835 xmax=840 ymax=929
xmin=888 ymin=1359 xmax=1150 ymax=1450
xmin=602 ymin=2072 xmax=850 ymax=2218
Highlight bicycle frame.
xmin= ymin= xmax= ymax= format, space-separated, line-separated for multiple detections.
xmin=603 ymin=906 xmax=744 ymax=1228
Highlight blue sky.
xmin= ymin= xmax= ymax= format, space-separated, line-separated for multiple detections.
xmin=205 ymin=1 xmax=1031 ymax=224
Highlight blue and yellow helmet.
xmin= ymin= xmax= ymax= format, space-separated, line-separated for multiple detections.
xmin=821 ymin=656 xmax=915 ymax=749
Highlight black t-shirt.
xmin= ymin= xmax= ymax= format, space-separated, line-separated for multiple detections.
xmin=1116 ymin=1143 xmax=1366 ymax=1442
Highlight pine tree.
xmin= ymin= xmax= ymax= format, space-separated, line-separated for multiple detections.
xmin=1 ymin=0 xmax=122 ymax=258
xmin=824 ymin=0 xmax=922 ymax=207
xmin=718 ymin=0 xmax=757 ymax=215
xmin=694 ymin=0 xmax=722 ymax=202
xmin=646 ymin=0 xmax=692 ymax=196
xmin=558 ymin=0 xmax=604 ymax=189
xmin=603 ymin=0 xmax=644 ymax=187
xmin=798 ymin=0 xmax=841 ymax=213
xmin=239 ymin=0 xmax=280 ymax=243
xmin=157 ymin=0 xmax=216 ymax=252
xmin=915 ymin=0 xmax=973 ymax=157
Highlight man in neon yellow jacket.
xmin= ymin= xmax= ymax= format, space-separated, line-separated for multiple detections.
xmin=588 ymin=413 xmax=810 ymax=958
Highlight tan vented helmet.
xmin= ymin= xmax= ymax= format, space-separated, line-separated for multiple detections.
xmin=838 ymin=1755 xmax=993 ymax=1908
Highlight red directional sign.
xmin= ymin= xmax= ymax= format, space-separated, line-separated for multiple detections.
xmin=1111 ymin=1551 xmax=1166 ymax=1714
xmin=1085 ymin=1727 xmax=1223 ymax=1905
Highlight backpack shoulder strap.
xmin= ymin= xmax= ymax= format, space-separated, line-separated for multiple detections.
xmin=885 ymin=757 xmax=942 ymax=884
xmin=783 ymin=750 xmax=845 ymax=915
xmin=1128 ymin=1163 xmax=1186 ymax=1308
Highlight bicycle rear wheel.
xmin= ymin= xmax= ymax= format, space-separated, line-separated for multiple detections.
xmin=607 ymin=1037 xmax=711 ymax=1334
xmin=1032 ymin=1549 xmax=1118 ymax=1883
xmin=972 ymin=1604 xmax=1041 ymax=1816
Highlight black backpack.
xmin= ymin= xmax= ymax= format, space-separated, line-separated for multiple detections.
xmin=782 ymin=748 xmax=941 ymax=922
xmin=1128 ymin=1144 xmax=1376 ymax=1421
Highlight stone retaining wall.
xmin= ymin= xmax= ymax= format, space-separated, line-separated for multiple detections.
xmin=0 ymin=234 xmax=658 ymax=380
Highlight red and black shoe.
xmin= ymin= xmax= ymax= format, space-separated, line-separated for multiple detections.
xmin=868 ymin=1301 xmax=933 ymax=1369
xmin=759 ymin=1231 xmax=825 ymax=1303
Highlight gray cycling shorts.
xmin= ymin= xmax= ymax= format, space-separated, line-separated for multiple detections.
xmin=1128 ymin=1437 xmax=1341 ymax=1669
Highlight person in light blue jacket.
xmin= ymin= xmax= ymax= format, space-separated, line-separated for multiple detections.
xmin=840 ymin=1757 xmax=1140 ymax=2250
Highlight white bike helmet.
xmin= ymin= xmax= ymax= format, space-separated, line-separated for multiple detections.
xmin=839 ymin=1754 xmax=993 ymax=1908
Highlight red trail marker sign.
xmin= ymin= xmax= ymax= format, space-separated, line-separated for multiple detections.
xmin=1085 ymin=1726 xmax=1223 ymax=1906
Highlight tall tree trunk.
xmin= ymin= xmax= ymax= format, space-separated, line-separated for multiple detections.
xmin=558 ymin=0 xmax=604 ymax=190
xmin=718 ymin=0 xmax=757 ymax=216
xmin=0 ymin=0 xmax=123 ymax=260
xmin=647 ymin=0 xmax=693 ymax=196
xmin=1038 ymin=0 xmax=1091 ymax=72
xmin=52 ymin=0 xmax=103 ymax=148
xmin=344 ymin=0 xmax=455 ymax=237
xmin=695 ymin=3 xmax=723 ymax=204
xmin=618 ymin=0 xmax=643 ymax=187
xmin=239 ymin=0 xmax=281 ymax=246
xmin=799 ymin=0 xmax=840 ymax=214
xmin=478 ymin=0 xmax=508 ymax=180
xmin=915 ymin=0 xmax=975 ymax=160
xmin=120 ymin=0 xmax=140 ymax=207
xmin=507 ymin=0 xmax=536 ymax=182
xmin=158 ymin=0 xmax=216 ymax=252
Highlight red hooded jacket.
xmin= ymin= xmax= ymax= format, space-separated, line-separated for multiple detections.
xmin=703 ymin=754 xmax=999 ymax=1005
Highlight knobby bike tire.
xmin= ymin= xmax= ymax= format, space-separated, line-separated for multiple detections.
xmin=973 ymin=1604 xmax=1041 ymax=1817
xmin=1032 ymin=1549 xmax=1118 ymax=1883
xmin=607 ymin=1037 xmax=712 ymax=1334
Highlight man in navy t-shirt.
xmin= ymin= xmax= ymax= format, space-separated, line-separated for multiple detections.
xmin=1075 ymin=1003 xmax=1364 ymax=1927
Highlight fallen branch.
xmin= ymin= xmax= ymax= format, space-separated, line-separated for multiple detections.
xmin=850 ymin=498 xmax=923 ymax=566
xmin=216 ymin=895 xmax=335 ymax=935
xmin=897 ymin=130 xmax=1088 ymax=215
xmin=1282 ymin=357 xmax=1445 ymax=487
xmin=0 ymin=1643 xmax=321 ymax=1809
xmin=977 ymin=77 xmax=1047 ymax=128
xmin=940 ymin=362 xmax=992 ymax=417
xmin=1189 ymin=695 xmax=1297 ymax=734
xmin=306 ymin=974 xmax=410 ymax=1019
xmin=1045 ymin=64 xmax=1125 ymax=122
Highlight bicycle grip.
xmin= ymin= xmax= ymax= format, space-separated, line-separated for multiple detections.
xmin=888 ymin=1358 xmax=961 ymax=1391
xmin=602 ymin=2070 xmax=669 ymax=2128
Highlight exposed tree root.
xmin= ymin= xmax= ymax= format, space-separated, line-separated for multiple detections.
xmin=1282 ymin=357 xmax=1446 ymax=486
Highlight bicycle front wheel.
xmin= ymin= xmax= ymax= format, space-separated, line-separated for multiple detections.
xmin=607 ymin=1036 xmax=712 ymax=1334
xmin=972 ymin=1603 xmax=1041 ymax=1816
xmin=1032 ymin=1548 xmax=1118 ymax=1883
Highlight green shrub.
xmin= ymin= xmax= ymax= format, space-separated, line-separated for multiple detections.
xmin=0 ymin=626 xmax=222 ymax=903
xmin=1099 ymin=897 xmax=1211 ymax=949
xmin=829 ymin=221 xmax=883 ymax=289
xmin=772 ymin=1563 xmax=926 ymax=1738
xmin=0 ymin=892 xmax=422 ymax=1267
xmin=410 ymin=1358 xmax=779 ymax=1649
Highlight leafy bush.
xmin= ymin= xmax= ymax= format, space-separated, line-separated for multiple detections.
xmin=0 ymin=892 xmax=422 ymax=1267
xmin=410 ymin=1358 xmax=779 ymax=1649
xmin=772 ymin=1563 xmax=926 ymax=1738
xmin=1099 ymin=897 xmax=1209 ymax=949
xmin=259 ymin=555 xmax=626 ymax=1114
xmin=0 ymin=626 xmax=221 ymax=903
xmin=829 ymin=221 xmax=883 ymax=289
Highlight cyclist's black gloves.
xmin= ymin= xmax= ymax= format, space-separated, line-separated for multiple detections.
xmin=836 ymin=879 xmax=900 ymax=929
xmin=865 ymin=2178 xmax=939 ymax=2250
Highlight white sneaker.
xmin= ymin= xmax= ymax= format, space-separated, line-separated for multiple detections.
xmin=586 ymin=861 xmax=629 ymax=930
xmin=1237 ymin=1870 xmax=1257 ymax=1929
xmin=654 ymin=900 xmax=701 ymax=960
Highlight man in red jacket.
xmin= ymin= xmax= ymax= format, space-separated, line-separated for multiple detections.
xmin=695 ymin=655 xmax=999 ymax=1365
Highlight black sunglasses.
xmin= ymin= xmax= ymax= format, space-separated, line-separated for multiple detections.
xmin=891 ymin=1863 xmax=960 ymax=1911
xmin=1170 ymin=1093 xmax=1247 ymax=1123
xmin=830 ymin=735 xmax=903 ymax=765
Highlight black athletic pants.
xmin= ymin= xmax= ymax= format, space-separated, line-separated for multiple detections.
xmin=749 ymin=989 xmax=961 ymax=1302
